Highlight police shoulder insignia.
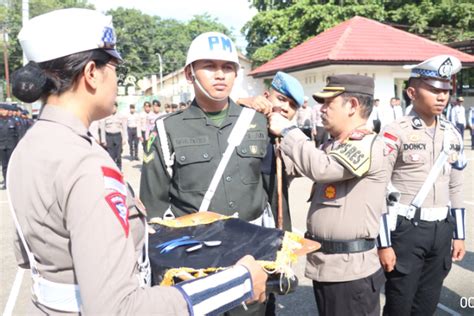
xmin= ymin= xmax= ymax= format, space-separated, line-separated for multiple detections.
xmin=329 ymin=133 xmax=376 ymax=177
xmin=143 ymin=152 xmax=155 ymax=164
xmin=348 ymin=129 xmax=372 ymax=140
xmin=105 ymin=192 xmax=129 ymax=237
xmin=411 ymin=117 xmax=423 ymax=129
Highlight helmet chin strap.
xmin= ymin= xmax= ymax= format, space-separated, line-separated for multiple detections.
xmin=191 ymin=64 xmax=228 ymax=102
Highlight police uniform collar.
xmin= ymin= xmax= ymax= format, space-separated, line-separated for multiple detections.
xmin=39 ymin=105 xmax=90 ymax=139
xmin=409 ymin=111 xmax=446 ymax=130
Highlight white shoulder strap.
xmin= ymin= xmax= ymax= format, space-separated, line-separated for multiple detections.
xmin=6 ymin=168 xmax=38 ymax=273
xmin=199 ymin=108 xmax=257 ymax=212
xmin=156 ymin=118 xmax=174 ymax=177
xmin=406 ymin=122 xmax=452 ymax=218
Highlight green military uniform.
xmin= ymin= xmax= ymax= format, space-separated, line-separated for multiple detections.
xmin=140 ymin=99 xmax=269 ymax=220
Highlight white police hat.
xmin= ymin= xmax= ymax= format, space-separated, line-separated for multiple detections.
xmin=19 ymin=8 xmax=122 ymax=63
xmin=404 ymin=55 xmax=461 ymax=90
xmin=271 ymin=72 xmax=305 ymax=107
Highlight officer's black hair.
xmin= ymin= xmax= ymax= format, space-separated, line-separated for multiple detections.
xmin=343 ymin=93 xmax=373 ymax=119
xmin=12 ymin=49 xmax=113 ymax=103
xmin=152 ymin=99 xmax=161 ymax=106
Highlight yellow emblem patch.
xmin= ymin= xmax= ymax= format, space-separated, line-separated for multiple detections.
xmin=328 ymin=133 xmax=376 ymax=177
xmin=143 ymin=152 xmax=155 ymax=164
xmin=324 ymin=185 xmax=337 ymax=199
xmin=249 ymin=145 xmax=258 ymax=154
xmin=409 ymin=134 xmax=420 ymax=142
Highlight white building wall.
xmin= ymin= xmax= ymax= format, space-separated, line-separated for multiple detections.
xmin=252 ymin=65 xmax=412 ymax=108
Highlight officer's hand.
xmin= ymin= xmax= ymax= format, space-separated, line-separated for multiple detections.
xmin=237 ymin=96 xmax=273 ymax=115
xmin=236 ymin=255 xmax=267 ymax=303
xmin=378 ymin=247 xmax=396 ymax=272
xmin=268 ymin=113 xmax=293 ymax=136
xmin=312 ymin=128 xmax=317 ymax=137
xmin=452 ymin=239 xmax=466 ymax=262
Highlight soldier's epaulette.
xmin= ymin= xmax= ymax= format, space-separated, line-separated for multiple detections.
xmin=328 ymin=132 xmax=376 ymax=177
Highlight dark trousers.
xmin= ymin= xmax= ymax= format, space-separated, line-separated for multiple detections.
xmin=383 ymin=217 xmax=454 ymax=316
xmin=471 ymin=127 xmax=474 ymax=149
xmin=127 ymin=127 xmax=139 ymax=159
xmin=455 ymin=123 xmax=465 ymax=140
xmin=106 ymin=132 xmax=123 ymax=170
xmin=314 ymin=126 xmax=328 ymax=148
xmin=141 ymin=131 xmax=147 ymax=151
xmin=313 ymin=268 xmax=385 ymax=316
xmin=0 ymin=147 xmax=14 ymax=184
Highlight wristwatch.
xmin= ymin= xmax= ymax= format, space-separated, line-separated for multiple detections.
xmin=281 ymin=125 xmax=298 ymax=137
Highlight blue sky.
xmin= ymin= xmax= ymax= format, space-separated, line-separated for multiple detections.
xmin=88 ymin=0 xmax=257 ymax=50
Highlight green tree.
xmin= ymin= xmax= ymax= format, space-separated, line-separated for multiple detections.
xmin=1 ymin=2 xmax=233 ymax=90
xmin=244 ymin=0 xmax=474 ymax=66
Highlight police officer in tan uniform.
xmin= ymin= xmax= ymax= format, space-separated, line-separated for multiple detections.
xmin=8 ymin=8 xmax=266 ymax=315
xmin=377 ymin=55 xmax=467 ymax=315
xmin=100 ymin=102 xmax=127 ymax=169
xmin=268 ymin=75 xmax=388 ymax=316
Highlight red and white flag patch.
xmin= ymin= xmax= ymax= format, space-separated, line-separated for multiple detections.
xmin=102 ymin=166 xmax=127 ymax=196
xmin=383 ymin=132 xmax=398 ymax=154
xmin=105 ymin=192 xmax=129 ymax=237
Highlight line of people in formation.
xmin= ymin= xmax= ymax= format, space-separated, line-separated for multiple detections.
xmin=7 ymin=7 xmax=468 ymax=316
xmin=89 ymin=100 xmax=190 ymax=169
xmin=0 ymin=103 xmax=33 ymax=189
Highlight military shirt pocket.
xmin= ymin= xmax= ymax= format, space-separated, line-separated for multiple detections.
xmin=175 ymin=145 xmax=213 ymax=192
xmin=236 ymin=139 xmax=267 ymax=184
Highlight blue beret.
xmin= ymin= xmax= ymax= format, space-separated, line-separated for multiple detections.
xmin=271 ymin=71 xmax=305 ymax=107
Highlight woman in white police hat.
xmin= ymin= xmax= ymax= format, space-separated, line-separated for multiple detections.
xmin=8 ymin=8 xmax=265 ymax=315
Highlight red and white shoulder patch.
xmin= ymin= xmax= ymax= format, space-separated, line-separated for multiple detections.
xmin=102 ymin=166 xmax=129 ymax=236
xmin=102 ymin=166 xmax=127 ymax=196
xmin=382 ymin=132 xmax=398 ymax=155
xmin=105 ymin=192 xmax=129 ymax=237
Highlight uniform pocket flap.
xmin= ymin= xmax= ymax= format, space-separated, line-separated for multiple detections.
xmin=236 ymin=141 xmax=266 ymax=158
xmin=175 ymin=147 xmax=213 ymax=166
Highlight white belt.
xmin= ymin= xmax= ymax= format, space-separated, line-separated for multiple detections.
xmin=396 ymin=204 xmax=448 ymax=222
xmin=32 ymin=276 xmax=82 ymax=312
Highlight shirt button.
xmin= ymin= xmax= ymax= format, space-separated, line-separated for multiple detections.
xmin=229 ymin=201 xmax=235 ymax=208
xmin=226 ymin=176 xmax=232 ymax=182
xmin=242 ymin=148 xmax=248 ymax=154
xmin=180 ymin=156 xmax=186 ymax=161
xmin=203 ymin=153 xmax=209 ymax=159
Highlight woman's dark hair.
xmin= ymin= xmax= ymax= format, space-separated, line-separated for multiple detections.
xmin=11 ymin=49 xmax=113 ymax=103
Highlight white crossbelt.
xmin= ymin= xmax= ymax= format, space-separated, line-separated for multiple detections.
xmin=199 ymin=108 xmax=256 ymax=212
xmin=403 ymin=121 xmax=452 ymax=220
xmin=6 ymin=168 xmax=82 ymax=312
xmin=395 ymin=203 xmax=449 ymax=222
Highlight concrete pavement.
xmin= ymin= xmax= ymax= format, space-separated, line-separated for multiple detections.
xmin=1 ymin=135 xmax=473 ymax=315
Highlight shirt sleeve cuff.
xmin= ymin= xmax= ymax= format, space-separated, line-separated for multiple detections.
xmin=450 ymin=208 xmax=466 ymax=240
xmin=173 ymin=265 xmax=252 ymax=316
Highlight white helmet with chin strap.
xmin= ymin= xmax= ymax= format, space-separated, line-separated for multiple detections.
xmin=185 ymin=32 xmax=240 ymax=102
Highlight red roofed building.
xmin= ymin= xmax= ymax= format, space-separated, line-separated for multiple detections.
xmin=249 ymin=16 xmax=474 ymax=107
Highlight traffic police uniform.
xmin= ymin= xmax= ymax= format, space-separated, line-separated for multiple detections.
xmin=280 ymin=75 xmax=388 ymax=316
xmin=9 ymin=9 xmax=255 ymax=315
xmin=100 ymin=109 xmax=127 ymax=169
xmin=140 ymin=99 xmax=269 ymax=220
xmin=378 ymin=55 xmax=467 ymax=315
